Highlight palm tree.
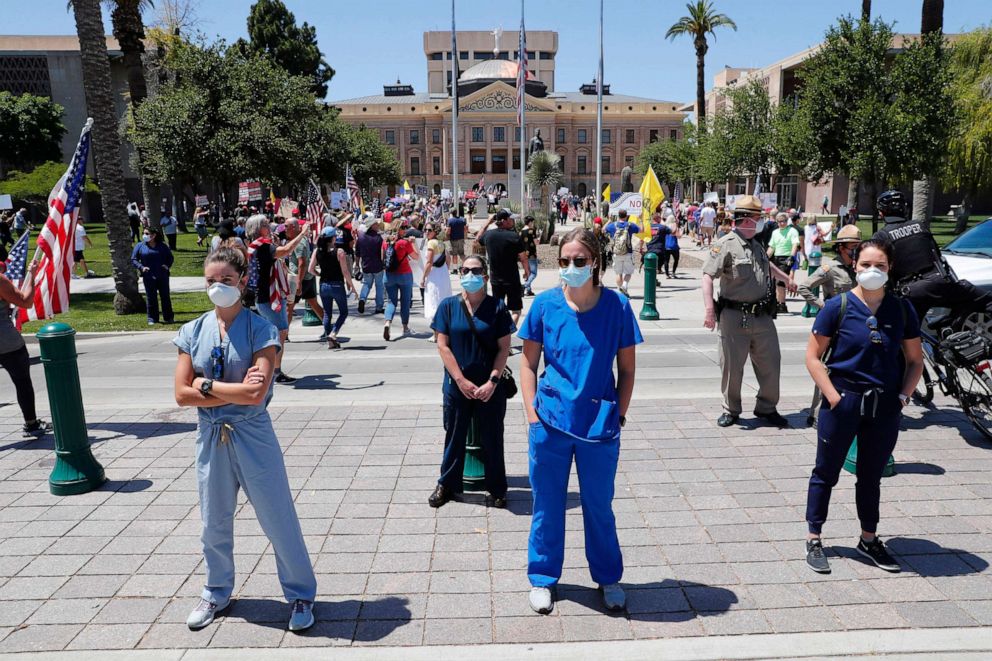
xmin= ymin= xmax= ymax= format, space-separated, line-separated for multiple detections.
xmin=665 ymin=1 xmax=737 ymax=132
xmin=912 ymin=0 xmax=944 ymax=222
xmin=862 ymin=0 xmax=872 ymax=22
xmin=70 ymin=0 xmax=143 ymax=313
xmin=525 ymin=151 xmax=563 ymax=241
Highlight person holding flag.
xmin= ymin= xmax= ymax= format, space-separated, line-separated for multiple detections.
xmin=0 ymin=235 xmax=48 ymax=436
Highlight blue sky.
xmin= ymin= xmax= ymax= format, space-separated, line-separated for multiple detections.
xmin=9 ymin=0 xmax=991 ymax=102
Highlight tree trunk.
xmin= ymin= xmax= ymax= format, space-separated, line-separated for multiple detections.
xmin=954 ymin=191 xmax=972 ymax=234
xmin=846 ymin=176 xmax=858 ymax=216
xmin=695 ymin=49 xmax=707 ymax=133
xmin=861 ymin=0 xmax=871 ymax=22
xmin=913 ymin=0 xmax=944 ymax=223
xmin=869 ymin=179 xmax=880 ymax=233
xmin=921 ymin=0 xmax=944 ymax=35
xmin=71 ymin=0 xmax=143 ymax=314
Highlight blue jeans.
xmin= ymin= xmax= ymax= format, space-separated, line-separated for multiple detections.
xmin=524 ymin=258 xmax=538 ymax=292
xmin=384 ymin=271 xmax=413 ymax=325
xmin=142 ymin=274 xmax=173 ymax=323
xmin=319 ymin=281 xmax=349 ymax=336
xmin=527 ymin=420 xmax=622 ymax=588
xmin=359 ymin=270 xmax=385 ymax=311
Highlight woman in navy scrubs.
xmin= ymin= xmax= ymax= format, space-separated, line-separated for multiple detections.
xmin=803 ymin=239 xmax=923 ymax=575
xmin=519 ymin=227 xmax=643 ymax=615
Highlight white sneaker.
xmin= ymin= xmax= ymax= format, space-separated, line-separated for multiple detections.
xmin=186 ymin=598 xmax=227 ymax=630
xmin=600 ymin=583 xmax=626 ymax=611
xmin=528 ymin=587 xmax=554 ymax=614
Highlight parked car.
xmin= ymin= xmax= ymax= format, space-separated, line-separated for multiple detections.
xmin=931 ymin=218 xmax=992 ymax=335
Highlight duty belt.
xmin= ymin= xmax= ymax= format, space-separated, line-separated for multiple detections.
xmin=720 ymin=299 xmax=769 ymax=316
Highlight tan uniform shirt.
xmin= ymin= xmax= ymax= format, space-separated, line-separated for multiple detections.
xmin=797 ymin=261 xmax=856 ymax=308
xmin=702 ymin=231 xmax=770 ymax=303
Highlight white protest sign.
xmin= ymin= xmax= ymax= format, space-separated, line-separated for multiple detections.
xmin=194 ymin=194 xmax=209 ymax=207
xmin=330 ymin=191 xmax=347 ymax=209
xmin=440 ymin=188 xmax=452 ymax=199
xmin=759 ymin=192 xmax=778 ymax=210
xmin=609 ymin=192 xmax=642 ymax=216
xmin=557 ymin=187 xmax=569 ymax=196
xmin=0 ymin=194 xmax=11 ymax=210
xmin=703 ymin=191 xmax=719 ymax=205
xmin=725 ymin=194 xmax=737 ymax=211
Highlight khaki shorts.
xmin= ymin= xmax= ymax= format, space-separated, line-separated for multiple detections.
xmin=449 ymin=239 xmax=465 ymax=257
xmin=613 ymin=253 xmax=636 ymax=276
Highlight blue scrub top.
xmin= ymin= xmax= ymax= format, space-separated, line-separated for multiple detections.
xmin=519 ymin=287 xmax=644 ymax=441
xmin=173 ymin=308 xmax=282 ymax=422
xmin=431 ymin=294 xmax=516 ymax=397
xmin=812 ymin=292 xmax=920 ymax=391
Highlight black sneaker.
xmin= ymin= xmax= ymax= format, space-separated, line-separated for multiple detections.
xmin=486 ymin=494 xmax=507 ymax=509
xmin=857 ymin=536 xmax=901 ymax=572
xmin=806 ymin=415 xmax=816 ymax=428
xmin=754 ymin=410 xmax=790 ymax=428
xmin=358 ymin=300 xmax=366 ymax=314
xmin=806 ymin=538 xmax=831 ymax=574
xmin=428 ymin=484 xmax=450 ymax=508
xmin=717 ymin=413 xmax=739 ymax=427
xmin=275 ymin=373 xmax=297 ymax=385
xmin=22 ymin=419 xmax=51 ymax=437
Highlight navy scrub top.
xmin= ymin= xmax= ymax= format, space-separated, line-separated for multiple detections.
xmin=431 ymin=294 xmax=516 ymax=396
xmin=519 ymin=287 xmax=644 ymax=441
xmin=812 ymin=292 xmax=920 ymax=392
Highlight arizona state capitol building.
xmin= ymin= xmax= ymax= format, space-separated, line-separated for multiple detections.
xmin=330 ymin=30 xmax=688 ymax=199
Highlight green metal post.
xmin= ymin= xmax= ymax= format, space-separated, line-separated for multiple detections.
xmin=462 ymin=415 xmax=486 ymax=491
xmin=301 ymin=302 xmax=322 ymax=327
xmin=639 ymin=252 xmax=660 ymax=321
xmin=36 ymin=323 xmax=106 ymax=496
xmin=801 ymin=253 xmax=822 ymax=318
xmin=843 ymin=437 xmax=895 ymax=478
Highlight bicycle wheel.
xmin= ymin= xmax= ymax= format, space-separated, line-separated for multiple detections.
xmin=913 ymin=364 xmax=934 ymax=405
xmin=954 ymin=365 xmax=992 ymax=442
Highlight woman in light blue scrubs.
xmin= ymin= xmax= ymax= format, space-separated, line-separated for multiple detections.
xmin=174 ymin=247 xmax=317 ymax=633
xmin=519 ymin=227 xmax=643 ymax=615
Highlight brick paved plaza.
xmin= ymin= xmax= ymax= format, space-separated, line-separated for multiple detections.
xmin=0 ymin=393 xmax=989 ymax=654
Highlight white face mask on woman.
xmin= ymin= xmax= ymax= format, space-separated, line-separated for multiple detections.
xmin=856 ymin=266 xmax=888 ymax=291
xmin=207 ymin=282 xmax=242 ymax=308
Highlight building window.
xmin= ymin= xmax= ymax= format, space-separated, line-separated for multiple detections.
xmin=474 ymin=51 xmax=493 ymax=60
xmin=446 ymin=71 xmax=452 ymax=86
xmin=557 ymin=154 xmax=566 ymax=174
xmin=601 ymin=156 xmax=610 ymax=174
xmin=557 ymin=128 xmax=565 ymax=143
xmin=734 ymin=177 xmax=747 ymax=195
xmin=497 ymin=51 xmax=509 ymax=60
xmin=670 ymin=129 xmax=678 ymax=141
xmin=577 ymin=155 xmax=587 ymax=174
xmin=512 ymin=152 xmax=521 ymax=170
xmin=410 ymin=157 xmax=421 ymax=175
xmin=624 ymin=155 xmax=634 ymax=168
xmin=578 ymin=129 xmax=588 ymax=144
xmin=459 ymin=51 xmax=469 ymax=59
xmin=384 ymin=130 xmax=395 ymax=145
xmin=433 ymin=156 xmax=441 ymax=176
xmin=410 ymin=130 xmax=419 ymax=145
xmin=492 ymin=153 xmax=507 ymax=174
xmin=649 ymin=129 xmax=659 ymax=143
xmin=493 ymin=126 xmax=505 ymax=142
xmin=602 ymin=129 xmax=611 ymax=144
xmin=625 ymin=129 xmax=635 ymax=144
xmin=515 ymin=126 xmax=521 ymax=142
xmin=430 ymin=52 xmax=443 ymax=61
xmin=471 ymin=127 xmax=484 ymax=142
xmin=470 ymin=151 xmax=486 ymax=174
xmin=432 ymin=128 xmax=441 ymax=144
xmin=540 ymin=52 xmax=554 ymax=60
xmin=446 ymin=51 xmax=452 ymax=60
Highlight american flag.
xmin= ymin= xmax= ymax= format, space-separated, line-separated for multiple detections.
xmin=303 ymin=179 xmax=325 ymax=241
xmin=345 ymin=164 xmax=361 ymax=213
xmin=673 ymin=181 xmax=683 ymax=207
xmin=17 ymin=119 xmax=92 ymax=328
xmin=753 ymin=176 xmax=763 ymax=196
xmin=4 ymin=231 xmax=29 ymax=282
xmin=516 ymin=15 xmax=528 ymax=127
xmin=478 ymin=175 xmax=485 ymax=192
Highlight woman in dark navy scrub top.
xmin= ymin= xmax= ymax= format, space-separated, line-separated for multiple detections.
xmin=803 ymin=239 xmax=924 ymax=575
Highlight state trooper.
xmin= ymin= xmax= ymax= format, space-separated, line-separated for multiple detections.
xmin=872 ymin=190 xmax=992 ymax=321
xmin=702 ymin=195 xmax=795 ymax=428
xmin=798 ymin=224 xmax=861 ymax=426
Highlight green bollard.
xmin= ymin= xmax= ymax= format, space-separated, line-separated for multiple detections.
xmin=842 ymin=437 xmax=895 ymax=478
xmin=301 ymin=302 xmax=322 ymax=327
xmin=462 ymin=415 xmax=486 ymax=491
xmin=37 ymin=323 xmax=106 ymax=496
xmin=801 ymin=258 xmax=822 ymax=318
xmin=639 ymin=252 xmax=660 ymax=321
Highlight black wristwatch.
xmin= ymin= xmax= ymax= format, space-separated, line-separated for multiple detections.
xmin=200 ymin=378 xmax=214 ymax=396
xmin=619 ymin=415 xmax=627 ymax=428
xmin=489 ymin=374 xmax=500 ymax=385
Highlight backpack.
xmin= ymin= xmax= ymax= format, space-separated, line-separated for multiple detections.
xmin=384 ymin=239 xmax=402 ymax=272
xmin=611 ymin=223 xmax=632 ymax=256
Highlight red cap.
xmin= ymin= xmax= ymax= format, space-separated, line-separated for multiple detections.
xmin=291 ymin=208 xmax=301 ymax=217
xmin=594 ymin=217 xmax=603 ymax=225
xmin=383 ymin=211 xmax=394 ymax=224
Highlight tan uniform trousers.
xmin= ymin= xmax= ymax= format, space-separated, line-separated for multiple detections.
xmin=717 ymin=308 xmax=782 ymax=416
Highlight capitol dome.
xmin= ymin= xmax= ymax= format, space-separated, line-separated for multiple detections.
xmin=459 ymin=59 xmax=519 ymax=81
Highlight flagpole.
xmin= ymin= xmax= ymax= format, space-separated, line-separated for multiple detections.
xmin=519 ymin=0 xmax=526 ymax=219
xmin=450 ymin=0 xmax=459 ymax=214
xmin=595 ymin=0 xmax=604 ymax=216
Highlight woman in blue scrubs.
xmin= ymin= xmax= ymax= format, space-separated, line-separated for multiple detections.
xmin=519 ymin=227 xmax=643 ymax=615
xmin=174 ymin=248 xmax=317 ymax=633
xmin=803 ymin=239 xmax=923 ymax=575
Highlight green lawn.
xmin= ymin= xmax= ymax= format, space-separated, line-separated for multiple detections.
xmin=810 ymin=213 xmax=975 ymax=248
xmin=52 ymin=222 xmax=212 ymax=278
xmin=20 ymin=292 xmax=212 ymax=334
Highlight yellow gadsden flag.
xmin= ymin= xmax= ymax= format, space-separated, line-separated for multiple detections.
xmin=403 ymin=180 xmax=412 ymax=194
xmin=602 ymin=183 xmax=611 ymax=202
xmin=638 ymin=165 xmax=665 ymax=239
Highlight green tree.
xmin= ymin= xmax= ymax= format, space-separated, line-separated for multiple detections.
xmin=343 ymin=124 xmax=401 ymax=192
xmin=235 ymin=0 xmax=334 ymax=98
xmin=0 ymin=92 xmax=66 ymax=176
xmin=943 ymin=28 xmax=992 ymax=232
xmin=71 ymin=0 xmax=143 ymax=314
xmin=526 ymin=151 xmax=563 ymax=227
xmin=665 ymin=0 xmax=737 ymax=132
xmin=0 ymin=160 xmax=100 ymax=206
xmin=635 ymin=121 xmax=700 ymax=189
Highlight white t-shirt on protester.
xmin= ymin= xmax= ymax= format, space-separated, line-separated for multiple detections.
xmin=74 ymin=225 xmax=87 ymax=251
xmin=699 ymin=206 xmax=717 ymax=228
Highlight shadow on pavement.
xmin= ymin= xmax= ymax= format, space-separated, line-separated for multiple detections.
xmin=893 ymin=462 xmax=946 ymax=475
xmin=873 ymin=537 xmax=988 ymax=576
xmin=221 ymin=596 xmax=411 ymax=642
xmin=556 ymin=580 xmax=737 ymax=619
xmin=89 ymin=421 xmax=197 ymax=439
xmin=291 ymin=375 xmax=385 ymax=391
xmin=99 ymin=478 xmax=154 ymax=492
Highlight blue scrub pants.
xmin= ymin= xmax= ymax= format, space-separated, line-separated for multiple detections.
xmin=806 ymin=384 xmax=901 ymax=535
xmin=360 ymin=270 xmax=385 ymax=311
xmin=142 ymin=274 xmax=173 ymax=323
xmin=319 ymin=281 xmax=349 ymax=336
xmin=439 ymin=390 xmax=507 ymax=497
xmin=196 ymin=413 xmax=317 ymax=606
xmin=524 ymin=258 xmax=538 ymax=292
xmin=384 ymin=272 xmax=413 ymax=325
xmin=527 ymin=420 xmax=623 ymax=588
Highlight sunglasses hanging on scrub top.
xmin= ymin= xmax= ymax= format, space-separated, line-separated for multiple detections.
xmin=866 ymin=316 xmax=882 ymax=345
xmin=210 ymin=346 xmax=225 ymax=379
xmin=557 ymin=257 xmax=591 ymax=268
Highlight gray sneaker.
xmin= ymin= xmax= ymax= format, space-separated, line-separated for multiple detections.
xmin=528 ymin=587 xmax=554 ymax=615
xmin=806 ymin=538 xmax=831 ymax=574
xmin=288 ymin=599 xmax=315 ymax=632
xmin=186 ymin=598 xmax=227 ymax=630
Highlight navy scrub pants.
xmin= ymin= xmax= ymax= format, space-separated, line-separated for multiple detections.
xmin=806 ymin=385 xmax=901 ymax=535
xmin=439 ymin=390 xmax=507 ymax=497
xmin=143 ymin=274 xmax=173 ymax=323
xmin=527 ymin=420 xmax=622 ymax=588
